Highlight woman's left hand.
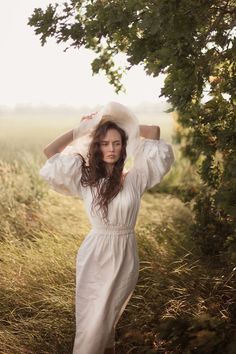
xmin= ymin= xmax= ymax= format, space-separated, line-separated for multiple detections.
xmin=139 ymin=125 xmax=160 ymax=140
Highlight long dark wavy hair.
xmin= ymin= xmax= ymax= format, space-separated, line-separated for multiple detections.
xmin=78 ymin=119 xmax=128 ymax=222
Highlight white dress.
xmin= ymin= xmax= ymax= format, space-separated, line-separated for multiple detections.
xmin=39 ymin=138 xmax=175 ymax=354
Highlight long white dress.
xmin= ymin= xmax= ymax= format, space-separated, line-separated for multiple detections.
xmin=39 ymin=138 xmax=175 ymax=354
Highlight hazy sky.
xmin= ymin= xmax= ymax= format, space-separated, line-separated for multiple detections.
xmin=1 ymin=1 xmax=168 ymax=109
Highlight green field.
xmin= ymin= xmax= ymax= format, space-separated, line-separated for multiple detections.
xmin=0 ymin=111 xmax=234 ymax=354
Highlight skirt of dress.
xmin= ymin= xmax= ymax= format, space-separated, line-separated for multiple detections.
xmin=72 ymin=224 xmax=140 ymax=354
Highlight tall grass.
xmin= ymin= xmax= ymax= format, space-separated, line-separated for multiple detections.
xmin=121 ymin=206 xmax=236 ymax=353
xmin=0 ymin=151 xmax=45 ymax=242
xmin=0 ymin=154 xmax=89 ymax=354
xmin=0 ymin=114 xmax=235 ymax=353
xmin=1 ymin=183 xmax=235 ymax=353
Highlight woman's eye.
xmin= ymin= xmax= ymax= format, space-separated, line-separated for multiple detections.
xmin=100 ymin=142 xmax=120 ymax=146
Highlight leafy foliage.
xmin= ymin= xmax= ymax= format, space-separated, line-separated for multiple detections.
xmin=28 ymin=0 xmax=236 ymax=254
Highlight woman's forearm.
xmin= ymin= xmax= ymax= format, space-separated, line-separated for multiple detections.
xmin=43 ymin=129 xmax=73 ymax=158
xmin=139 ymin=125 xmax=160 ymax=140
xmin=43 ymin=112 xmax=98 ymax=158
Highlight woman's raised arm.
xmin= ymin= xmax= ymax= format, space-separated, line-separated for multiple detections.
xmin=42 ymin=129 xmax=74 ymax=159
xmin=43 ymin=112 xmax=98 ymax=159
xmin=139 ymin=125 xmax=160 ymax=140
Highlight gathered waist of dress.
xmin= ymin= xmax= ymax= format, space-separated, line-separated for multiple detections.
xmin=90 ymin=224 xmax=135 ymax=236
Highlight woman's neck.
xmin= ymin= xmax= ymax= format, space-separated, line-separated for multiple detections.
xmin=106 ymin=164 xmax=114 ymax=176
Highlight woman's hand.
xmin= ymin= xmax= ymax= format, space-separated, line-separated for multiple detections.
xmin=72 ymin=111 xmax=98 ymax=141
xmin=139 ymin=125 xmax=160 ymax=140
xmin=80 ymin=112 xmax=98 ymax=122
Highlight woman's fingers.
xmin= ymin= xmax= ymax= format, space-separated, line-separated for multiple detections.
xmin=80 ymin=111 xmax=98 ymax=122
xmin=139 ymin=124 xmax=161 ymax=139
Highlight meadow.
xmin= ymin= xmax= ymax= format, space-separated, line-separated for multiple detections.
xmin=0 ymin=110 xmax=235 ymax=354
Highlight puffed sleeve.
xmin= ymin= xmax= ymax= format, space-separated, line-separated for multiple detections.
xmin=131 ymin=138 xmax=175 ymax=195
xmin=39 ymin=153 xmax=83 ymax=198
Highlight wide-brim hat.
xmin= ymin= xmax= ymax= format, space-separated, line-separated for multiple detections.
xmin=62 ymin=101 xmax=141 ymax=161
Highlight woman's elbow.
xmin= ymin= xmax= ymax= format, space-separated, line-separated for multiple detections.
xmin=42 ymin=147 xmax=58 ymax=159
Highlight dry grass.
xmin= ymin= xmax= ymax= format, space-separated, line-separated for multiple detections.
xmin=1 ymin=180 xmax=235 ymax=353
xmin=116 ymin=195 xmax=236 ymax=353
xmin=0 ymin=116 xmax=235 ymax=354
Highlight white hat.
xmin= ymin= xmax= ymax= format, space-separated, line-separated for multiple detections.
xmin=62 ymin=101 xmax=141 ymax=161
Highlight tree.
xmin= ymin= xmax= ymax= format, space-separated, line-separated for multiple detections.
xmin=28 ymin=0 xmax=236 ymax=256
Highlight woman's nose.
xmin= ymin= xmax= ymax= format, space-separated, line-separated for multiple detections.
xmin=108 ymin=143 xmax=115 ymax=151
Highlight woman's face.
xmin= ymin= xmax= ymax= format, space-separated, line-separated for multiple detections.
xmin=99 ymin=128 xmax=122 ymax=166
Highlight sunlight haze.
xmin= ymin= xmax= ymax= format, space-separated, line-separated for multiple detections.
xmin=1 ymin=1 xmax=169 ymax=111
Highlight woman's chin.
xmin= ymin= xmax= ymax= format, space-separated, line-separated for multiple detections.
xmin=104 ymin=159 xmax=117 ymax=164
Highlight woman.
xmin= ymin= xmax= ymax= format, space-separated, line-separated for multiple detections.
xmin=39 ymin=102 xmax=175 ymax=354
